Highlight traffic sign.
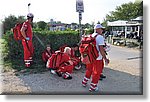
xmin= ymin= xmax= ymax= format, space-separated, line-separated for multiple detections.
xmin=76 ymin=0 xmax=84 ymax=12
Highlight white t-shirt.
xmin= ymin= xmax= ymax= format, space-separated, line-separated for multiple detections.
xmin=92 ymin=33 xmax=105 ymax=60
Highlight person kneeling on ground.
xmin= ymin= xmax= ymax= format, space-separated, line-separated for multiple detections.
xmin=46 ymin=47 xmax=74 ymax=80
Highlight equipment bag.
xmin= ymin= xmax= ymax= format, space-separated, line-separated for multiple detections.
xmin=79 ymin=34 xmax=99 ymax=64
xmin=47 ymin=51 xmax=63 ymax=69
xmin=13 ymin=23 xmax=24 ymax=40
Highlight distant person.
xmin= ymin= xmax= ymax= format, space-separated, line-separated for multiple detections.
xmin=20 ymin=13 xmax=34 ymax=68
xmin=82 ymin=24 xmax=109 ymax=92
xmin=42 ymin=44 xmax=54 ymax=64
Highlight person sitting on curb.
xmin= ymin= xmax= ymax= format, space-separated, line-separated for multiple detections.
xmin=42 ymin=44 xmax=55 ymax=64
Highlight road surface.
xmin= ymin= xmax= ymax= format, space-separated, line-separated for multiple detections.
xmin=1 ymin=45 xmax=143 ymax=95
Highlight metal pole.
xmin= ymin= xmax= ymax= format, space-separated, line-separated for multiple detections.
xmin=79 ymin=12 xmax=82 ymax=38
xmin=28 ymin=3 xmax=31 ymax=13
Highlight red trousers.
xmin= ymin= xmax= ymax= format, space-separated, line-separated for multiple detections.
xmin=22 ymin=39 xmax=34 ymax=64
xmin=85 ymin=60 xmax=104 ymax=84
xmin=71 ymin=57 xmax=80 ymax=66
xmin=58 ymin=64 xmax=74 ymax=74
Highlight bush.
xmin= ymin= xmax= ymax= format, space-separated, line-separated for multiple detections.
xmin=2 ymin=30 xmax=80 ymax=72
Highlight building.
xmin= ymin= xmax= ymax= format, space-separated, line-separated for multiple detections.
xmin=48 ymin=19 xmax=66 ymax=31
xmin=48 ymin=19 xmax=79 ymax=31
xmin=107 ymin=16 xmax=143 ymax=38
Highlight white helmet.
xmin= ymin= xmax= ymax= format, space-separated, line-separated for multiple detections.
xmin=27 ymin=13 xmax=34 ymax=18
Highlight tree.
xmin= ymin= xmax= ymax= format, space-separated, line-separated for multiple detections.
xmin=111 ymin=2 xmax=141 ymax=20
xmin=102 ymin=1 xmax=143 ymax=27
xmin=17 ymin=16 xmax=26 ymax=23
xmin=3 ymin=15 xmax=17 ymax=33
xmin=2 ymin=15 xmax=26 ymax=34
xmin=37 ymin=21 xmax=47 ymax=30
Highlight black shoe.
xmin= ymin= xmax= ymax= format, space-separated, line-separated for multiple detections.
xmin=63 ymin=73 xmax=72 ymax=80
xmin=56 ymin=71 xmax=62 ymax=77
xmin=100 ymin=74 xmax=106 ymax=78
xmin=99 ymin=77 xmax=103 ymax=80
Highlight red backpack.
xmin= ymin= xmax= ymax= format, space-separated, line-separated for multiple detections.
xmin=79 ymin=34 xmax=99 ymax=64
xmin=47 ymin=52 xmax=63 ymax=69
xmin=13 ymin=23 xmax=24 ymax=40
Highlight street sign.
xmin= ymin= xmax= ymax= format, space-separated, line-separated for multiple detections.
xmin=76 ymin=0 xmax=84 ymax=12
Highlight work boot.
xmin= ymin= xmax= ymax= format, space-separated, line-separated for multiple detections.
xmin=63 ymin=72 xmax=72 ymax=80
xmin=89 ymin=83 xmax=99 ymax=92
xmin=99 ymin=73 xmax=106 ymax=80
xmin=56 ymin=70 xmax=63 ymax=77
xmin=50 ymin=69 xmax=56 ymax=74
xmin=89 ymin=87 xmax=99 ymax=92
xmin=100 ymin=73 xmax=106 ymax=78
xmin=82 ymin=77 xmax=89 ymax=87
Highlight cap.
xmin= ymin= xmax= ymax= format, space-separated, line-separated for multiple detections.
xmin=27 ymin=13 xmax=34 ymax=18
xmin=94 ymin=24 xmax=105 ymax=29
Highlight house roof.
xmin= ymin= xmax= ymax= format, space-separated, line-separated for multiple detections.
xmin=107 ymin=16 xmax=143 ymax=26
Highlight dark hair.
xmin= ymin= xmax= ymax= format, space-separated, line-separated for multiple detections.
xmin=72 ymin=44 xmax=79 ymax=48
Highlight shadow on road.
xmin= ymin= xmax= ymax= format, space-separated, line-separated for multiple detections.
xmin=3 ymin=66 xmax=142 ymax=96
xmin=127 ymin=56 xmax=142 ymax=60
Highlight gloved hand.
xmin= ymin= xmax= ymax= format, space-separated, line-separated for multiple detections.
xmin=26 ymin=37 xmax=30 ymax=41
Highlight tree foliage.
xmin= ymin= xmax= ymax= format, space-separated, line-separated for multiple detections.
xmin=36 ymin=21 xmax=47 ymax=30
xmin=102 ymin=1 xmax=143 ymax=26
xmin=2 ymin=15 xmax=25 ymax=33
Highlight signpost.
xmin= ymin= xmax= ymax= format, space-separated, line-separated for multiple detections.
xmin=76 ymin=0 xmax=84 ymax=38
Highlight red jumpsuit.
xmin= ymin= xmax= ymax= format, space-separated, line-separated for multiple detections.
xmin=22 ymin=21 xmax=34 ymax=67
xmin=57 ymin=53 xmax=74 ymax=74
xmin=47 ymin=52 xmax=74 ymax=74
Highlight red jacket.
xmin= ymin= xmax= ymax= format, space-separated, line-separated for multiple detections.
xmin=22 ymin=20 xmax=33 ymax=40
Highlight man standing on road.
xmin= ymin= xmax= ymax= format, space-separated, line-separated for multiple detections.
xmin=82 ymin=24 xmax=109 ymax=92
xmin=21 ymin=13 xmax=34 ymax=68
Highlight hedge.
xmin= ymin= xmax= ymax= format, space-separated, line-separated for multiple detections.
xmin=2 ymin=30 xmax=80 ymax=72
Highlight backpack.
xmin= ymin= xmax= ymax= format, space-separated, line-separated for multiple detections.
xmin=13 ymin=23 xmax=24 ymax=40
xmin=46 ymin=51 xmax=63 ymax=69
xmin=79 ymin=34 xmax=99 ymax=64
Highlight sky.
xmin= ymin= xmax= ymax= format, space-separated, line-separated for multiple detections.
xmin=0 ymin=0 xmax=137 ymax=24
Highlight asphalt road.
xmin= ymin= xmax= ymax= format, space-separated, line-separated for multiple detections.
xmin=1 ymin=45 xmax=143 ymax=95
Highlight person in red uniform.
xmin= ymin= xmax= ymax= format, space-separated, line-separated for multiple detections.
xmin=82 ymin=24 xmax=110 ymax=92
xmin=70 ymin=44 xmax=81 ymax=70
xmin=47 ymin=47 xmax=74 ymax=79
xmin=20 ymin=13 xmax=34 ymax=68
xmin=42 ymin=44 xmax=54 ymax=64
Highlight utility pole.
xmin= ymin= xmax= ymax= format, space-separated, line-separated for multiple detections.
xmin=76 ymin=0 xmax=84 ymax=38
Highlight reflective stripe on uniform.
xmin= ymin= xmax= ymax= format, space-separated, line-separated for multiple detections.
xmin=24 ymin=60 xmax=32 ymax=62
